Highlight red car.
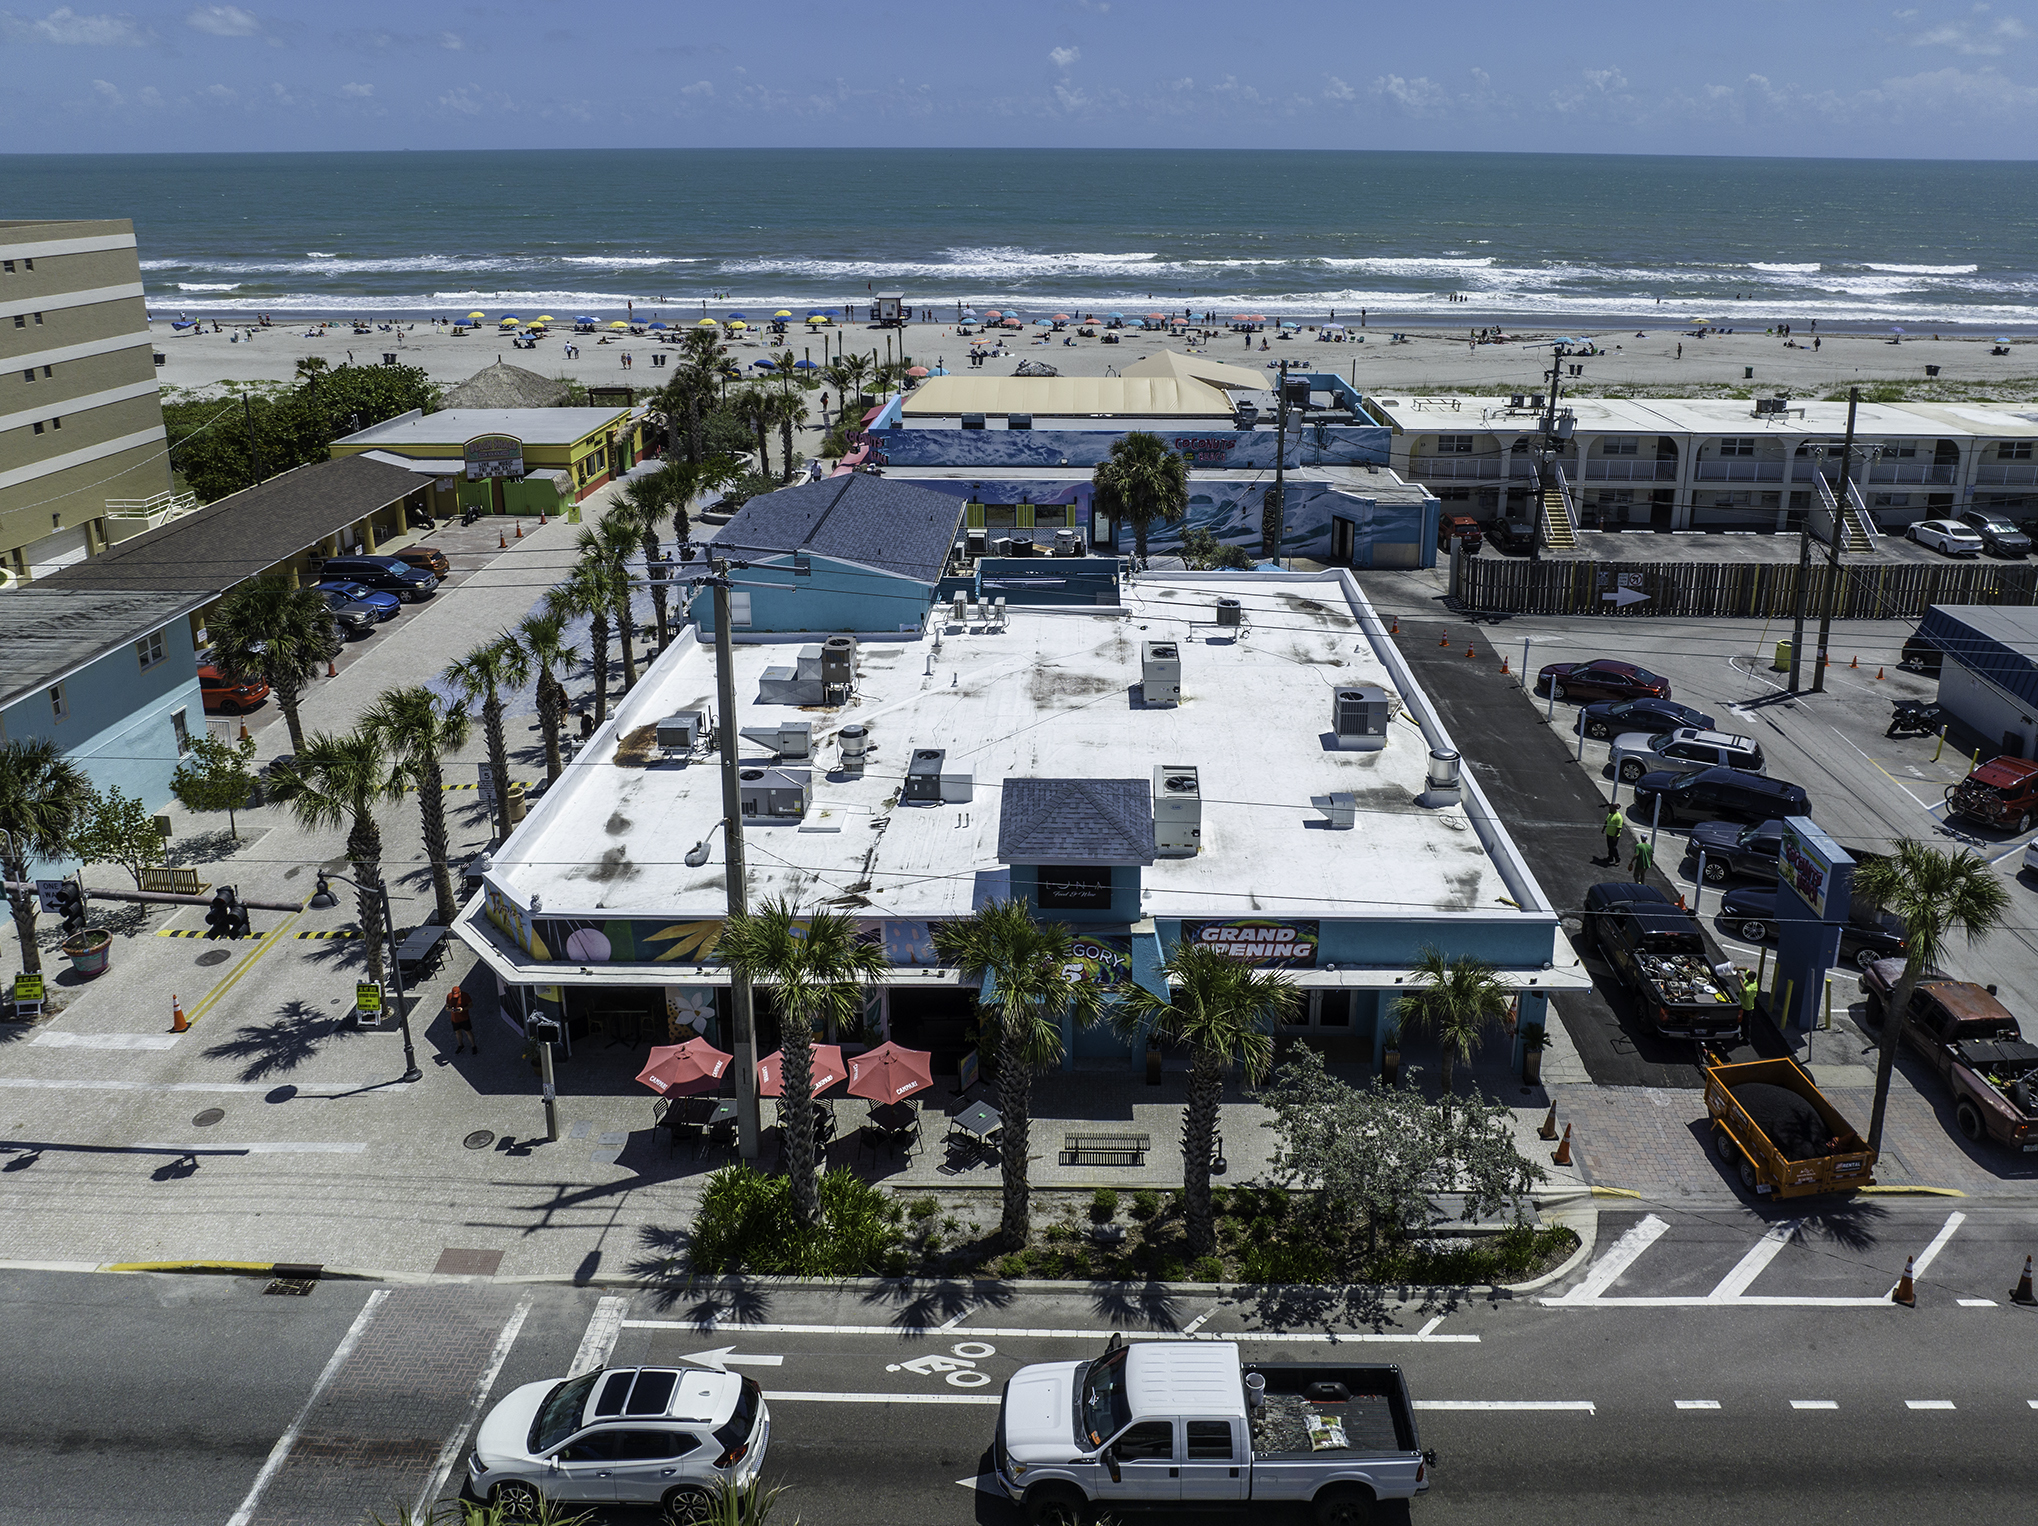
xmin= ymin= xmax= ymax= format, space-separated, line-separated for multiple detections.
xmin=1536 ymin=659 xmax=1672 ymax=703
xmin=199 ymin=664 xmax=270 ymax=715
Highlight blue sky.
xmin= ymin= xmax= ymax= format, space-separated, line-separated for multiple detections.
xmin=2 ymin=1 xmax=2035 ymax=157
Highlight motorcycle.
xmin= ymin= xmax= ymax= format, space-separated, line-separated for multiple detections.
xmin=1887 ymin=699 xmax=1945 ymax=738
xmin=460 ymin=505 xmax=481 ymax=526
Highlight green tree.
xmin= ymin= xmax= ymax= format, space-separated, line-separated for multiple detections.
xmin=716 ymin=900 xmax=887 ymax=1228
xmin=656 ymin=329 xmax=728 ymax=464
xmin=731 ymin=386 xmax=775 ymax=480
xmin=549 ymin=561 xmax=616 ymax=726
xmin=1115 ymin=942 xmax=1295 ymax=1255
xmin=170 ymin=732 xmax=260 ymax=840
xmin=205 ymin=578 xmax=340 ymax=753
xmin=934 ymin=900 xmax=1106 ymax=1247
xmin=70 ymin=785 xmax=169 ymax=891
xmin=444 ymin=637 xmax=530 ymax=844
xmin=1397 ymin=945 xmax=1513 ymax=1099
xmin=1179 ymin=524 xmax=1254 ymax=571
xmin=621 ymin=474 xmax=674 ymax=651
xmin=770 ymin=387 xmax=809 ymax=485
xmin=1092 ymin=431 xmax=1189 ymax=562
xmin=166 ymin=363 xmax=438 ymax=503
xmin=515 ymin=608 xmax=579 ymax=782
xmin=364 ymin=686 xmax=472 ymax=929
xmin=0 ymin=739 xmax=94 ymax=974
xmin=656 ymin=453 xmax=744 ymax=548
xmin=582 ymin=508 xmax=643 ymax=692
xmin=1856 ymin=839 xmax=2011 ymax=1153
xmin=265 ymin=728 xmax=405 ymax=986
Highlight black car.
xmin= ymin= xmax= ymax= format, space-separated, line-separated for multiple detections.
xmin=1717 ymin=887 xmax=1906 ymax=970
xmin=1629 ymin=766 xmax=1810 ymax=827
xmin=1576 ymin=697 xmax=1718 ymax=741
xmin=1687 ymin=818 xmax=1787 ymax=883
xmin=1899 ymin=631 xmax=1942 ymax=676
xmin=1487 ymin=518 xmax=1539 ymax=555
xmin=1957 ymin=509 xmax=2033 ymax=558
xmin=316 ymin=553 xmax=439 ymax=602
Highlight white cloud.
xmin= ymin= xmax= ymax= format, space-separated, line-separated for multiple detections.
xmin=4 ymin=7 xmax=151 ymax=45
xmin=1050 ymin=45 xmax=1079 ymax=68
xmin=340 ymin=80 xmax=372 ymax=96
xmin=437 ymin=30 xmax=462 ymax=51
xmin=1374 ymin=73 xmax=1451 ymax=114
xmin=91 ymin=77 xmax=122 ymax=104
xmin=201 ymin=82 xmax=236 ymax=100
xmin=680 ymin=79 xmax=713 ymax=96
xmin=1907 ymin=6 xmax=2029 ymax=54
xmin=1322 ymin=75 xmax=1354 ymax=101
xmin=185 ymin=4 xmax=258 ymax=36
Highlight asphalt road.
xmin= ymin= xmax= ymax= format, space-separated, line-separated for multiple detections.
xmin=6 ymin=1198 xmax=2035 ymax=1526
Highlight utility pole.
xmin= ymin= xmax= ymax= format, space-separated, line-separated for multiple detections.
xmin=710 ymin=559 xmax=762 ymax=1159
xmin=1268 ymin=359 xmax=1289 ymax=565
xmin=1811 ymin=387 xmax=1859 ymax=695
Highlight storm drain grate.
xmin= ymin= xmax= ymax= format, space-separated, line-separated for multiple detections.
xmin=263 ymin=1262 xmax=323 ymax=1296
xmin=192 ymin=1107 xmax=226 ymax=1127
xmin=463 ymin=1130 xmax=495 ymax=1150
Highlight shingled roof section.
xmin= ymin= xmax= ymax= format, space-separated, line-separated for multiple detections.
xmin=997 ymin=778 xmax=1156 ymax=867
xmin=716 ymin=473 xmax=966 ymax=586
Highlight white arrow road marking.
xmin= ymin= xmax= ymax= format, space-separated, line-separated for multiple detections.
xmin=570 ymin=1296 xmax=630 ymax=1377
xmin=413 ymin=1296 xmax=533 ymax=1519
xmin=958 ymin=1473 xmax=1005 ymax=1494
xmin=1707 ymin=1218 xmax=1802 ymax=1302
xmin=622 ymin=1319 xmax=1475 ymax=1343
xmin=680 ymin=1346 xmax=785 ymax=1373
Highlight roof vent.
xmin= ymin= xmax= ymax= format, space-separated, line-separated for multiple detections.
xmin=1142 ymin=640 xmax=1181 ymax=705
xmin=1420 ymin=748 xmax=1463 ymax=808
xmin=837 ymin=723 xmax=870 ymax=773
xmin=739 ymin=721 xmax=812 ymax=759
xmin=656 ymin=711 xmax=707 ymax=754
xmin=1330 ymin=686 xmax=1390 ymax=751
xmin=1153 ymin=764 xmax=1201 ymax=856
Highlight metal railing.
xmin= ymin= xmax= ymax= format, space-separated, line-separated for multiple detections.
xmin=1582 ymin=460 xmax=1678 ymax=482
xmin=103 ymin=491 xmax=199 ymax=525
xmin=1975 ymin=463 xmax=2038 ymax=487
xmin=1863 ymin=462 xmax=1956 ymax=485
xmin=1406 ymin=457 xmax=1533 ymax=480
xmin=1694 ymin=461 xmax=1785 ymax=482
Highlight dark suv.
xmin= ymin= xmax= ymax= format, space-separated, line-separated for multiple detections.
xmin=1957 ymin=509 xmax=2032 ymax=558
xmin=1687 ymin=818 xmax=1789 ymax=883
xmin=316 ymin=553 xmax=439 ymax=602
xmin=1628 ymin=766 xmax=1810 ymax=827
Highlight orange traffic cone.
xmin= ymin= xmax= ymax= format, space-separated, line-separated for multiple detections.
xmin=1538 ymin=1104 xmax=1558 ymax=1141
xmin=1876 ymin=667 xmax=1885 ymax=680
xmin=170 ymin=994 xmax=189 ymax=1034
xmin=539 ymin=510 xmax=548 ymax=526
xmin=1501 ymin=656 xmax=1511 ymax=675
xmin=1391 ymin=618 xmax=1399 ymax=635
xmin=515 ymin=521 xmax=523 ymax=539
xmin=2013 ymin=1255 xmax=2035 ymax=1305
xmin=1465 ymin=644 xmax=1476 ymax=659
xmin=499 ymin=528 xmax=508 ymax=549
xmin=1439 ymin=629 xmax=1450 ymax=646
xmin=326 ymin=657 xmax=338 ymax=678
xmin=1552 ymin=1124 xmax=1573 ymax=1166
xmin=239 ymin=722 xmax=251 ymax=742
xmin=1892 ymin=1255 xmax=1917 ymax=1307
xmin=1850 ymin=655 xmax=1859 ymax=668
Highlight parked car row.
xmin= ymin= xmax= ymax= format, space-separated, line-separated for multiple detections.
xmin=1908 ymin=511 xmax=2038 ymax=559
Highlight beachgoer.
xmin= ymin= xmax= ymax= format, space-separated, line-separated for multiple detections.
xmin=1677 ymin=343 xmax=1683 ymax=359
xmin=446 ymin=985 xmax=475 ymax=1053
xmin=1601 ymin=804 xmax=1625 ymax=865
xmin=1814 ymin=337 xmax=1820 ymax=351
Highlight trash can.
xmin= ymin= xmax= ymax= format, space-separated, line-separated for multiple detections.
xmin=1926 ymin=364 xmax=1941 ymax=377
xmin=507 ymin=783 xmax=528 ymax=824
xmin=1774 ymin=640 xmax=1791 ymax=672
xmin=1744 ymin=366 xmax=1754 ymax=379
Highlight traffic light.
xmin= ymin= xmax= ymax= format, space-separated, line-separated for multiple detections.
xmin=529 ymin=1017 xmax=562 ymax=1044
xmin=54 ymin=882 xmax=85 ymax=937
xmin=204 ymin=887 xmax=247 ymax=940
xmin=228 ymin=895 xmax=251 ymax=940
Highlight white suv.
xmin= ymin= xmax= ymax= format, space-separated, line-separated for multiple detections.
xmin=468 ymin=1366 xmax=769 ymax=1524
xmin=1613 ymin=726 xmax=1765 ymax=783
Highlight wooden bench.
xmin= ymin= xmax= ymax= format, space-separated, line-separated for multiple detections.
xmin=1061 ymin=1131 xmax=1151 ymax=1167
xmin=141 ymin=867 xmax=206 ymax=897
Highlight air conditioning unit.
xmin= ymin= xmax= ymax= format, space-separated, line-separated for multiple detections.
xmin=1215 ymin=598 xmax=1241 ymax=628
xmin=739 ymin=721 xmax=812 ymax=759
xmin=1142 ymin=640 xmax=1181 ymax=704
xmin=902 ymin=748 xmax=946 ymax=805
xmin=656 ymin=711 xmax=708 ymax=752
xmin=1331 ymin=685 xmax=1390 ymax=750
xmin=1153 ymin=764 xmax=1202 ymax=855
xmin=1233 ymin=400 xmax=1260 ymax=428
xmin=821 ymin=635 xmax=857 ymax=686
xmin=1053 ymin=527 xmax=1082 ymax=557
xmin=738 ymin=767 xmax=811 ymax=821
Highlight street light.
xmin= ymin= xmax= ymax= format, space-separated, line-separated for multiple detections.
xmin=308 ymin=870 xmax=421 ymax=1083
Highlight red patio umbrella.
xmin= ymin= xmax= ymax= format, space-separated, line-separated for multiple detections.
xmin=635 ymin=1037 xmax=732 ymax=1097
xmin=845 ymin=1042 xmax=935 ymax=1103
xmin=757 ymin=1044 xmax=848 ymax=1098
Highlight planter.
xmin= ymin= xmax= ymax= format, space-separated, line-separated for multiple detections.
xmin=1521 ymin=1045 xmax=1543 ymax=1087
xmin=61 ymin=930 xmax=112 ymax=978
xmin=1381 ymin=1046 xmax=1401 ymax=1086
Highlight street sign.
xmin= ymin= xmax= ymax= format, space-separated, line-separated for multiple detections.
xmin=477 ymin=763 xmax=497 ymax=806
xmin=34 ymin=879 xmax=65 ymax=915
xmin=355 ymin=982 xmax=383 ymax=1016
xmin=1600 ymin=571 xmax=1650 ymax=608
xmin=12 ymin=972 xmax=45 ymax=1004
xmin=1605 ymin=586 xmax=1650 ymax=608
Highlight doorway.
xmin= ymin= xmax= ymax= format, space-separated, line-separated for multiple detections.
xmin=1330 ymin=517 xmax=1355 ymax=566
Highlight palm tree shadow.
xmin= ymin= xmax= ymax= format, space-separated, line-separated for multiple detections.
xmin=1087 ymin=1279 xmax=1189 ymax=1331
xmin=1793 ymin=1202 xmax=1889 ymax=1255
xmin=201 ymin=997 xmax=362 ymax=1081
xmin=298 ymin=936 xmax=371 ymax=974
xmin=859 ymin=1277 xmax=1016 ymax=1332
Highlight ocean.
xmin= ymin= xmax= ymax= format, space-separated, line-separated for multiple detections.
xmin=8 ymin=148 xmax=2038 ymax=331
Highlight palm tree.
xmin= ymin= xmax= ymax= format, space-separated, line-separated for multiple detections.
xmin=206 ymin=578 xmax=341 ymax=752
xmin=716 ymin=900 xmax=887 ymax=1227
xmin=444 ymin=635 xmax=531 ymax=842
xmin=1397 ymin=946 xmax=1513 ymax=1099
xmin=265 ymin=728 xmax=405 ymax=985
xmin=0 ymin=739 xmax=94 ymax=974
xmin=550 ymin=560 xmax=616 ymax=725
xmin=1117 ymin=941 xmax=1296 ymax=1256
xmin=621 ymin=473 xmax=673 ymax=651
xmin=1857 ymin=839 xmax=2010 ymax=1153
xmin=364 ymin=686 xmax=471 ymax=929
xmin=770 ymin=388 xmax=809 ymax=484
xmin=515 ymin=608 xmax=579 ymax=781
xmin=732 ymin=386 xmax=774 ymax=479
xmin=934 ymin=900 xmax=1106 ymax=1248
xmin=663 ymin=454 xmax=744 ymax=547
xmin=830 ymin=355 xmax=871 ymax=418
xmin=1091 ymin=431 xmax=1190 ymax=562
xmin=584 ymin=507 xmax=642 ymax=691
xmin=658 ymin=330 xmax=725 ymax=463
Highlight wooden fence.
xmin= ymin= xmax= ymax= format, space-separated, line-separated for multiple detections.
xmin=1450 ymin=555 xmax=2038 ymax=620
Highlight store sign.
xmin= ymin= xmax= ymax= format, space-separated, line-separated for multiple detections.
xmin=1182 ymin=918 xmax=1320 ymax=967
xmin=464 ymin=433 xmax=525 ymax=480
xmin=1066 ymin=934 xmax=1132 ymax=988
xmin=1778 ymin=821 xmax=1836 ymax=920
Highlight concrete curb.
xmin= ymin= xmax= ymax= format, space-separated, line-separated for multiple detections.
xmin=1507 ymin=1207 xmax=1598 ymax=1294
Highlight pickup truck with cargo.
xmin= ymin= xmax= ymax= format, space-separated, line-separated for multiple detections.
xmin=1860 ymin=959 xmax=2038 ymax=1150
xmin=1705 ymin=1056 xmax=1876 ymax=1197
xmin=994 ymin=1336 xmax=1430 ymax=1526
xmin=1945 ymin=755 xmax=2038 ymax=833
xmin=1582 ymin=883 xmax=1744 ymax=1042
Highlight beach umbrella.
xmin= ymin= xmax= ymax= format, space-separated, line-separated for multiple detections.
xmin=929 ymin=365 xmax=948 ymax=376
xmin=468 ymin=311 xmax=486 ymax=319
xmin=984 ymin=309 xmax=1003 ymax=319
xmin=845 ymin=1041 xmax=935 ymax=1104
xmin=1002 ymin=317 xmax=1022 ymax=328
xmin=501 ymin=319 xmax=520 ymax=328
xmin=793 ymin=358 xmax=820 ymax=369
xmin=635 ymin=1037 xmax=732 ymax=1098
xmin=1109 ymin=311 xmax=1124 ymax=319
xmin=752 ymin=358 xmax=776 ymax=368
xmin=729 ymin=320 xmax=747 ymax=330
xmin=727 ymin=311 xmax=747 ymax=320
xmin=774 ymin=309 xmax=793 ymax=318
xmin=610 ymin=320 xmax=628 ymax=329
xmin=575 ymin=316 xmax=594 ymax=324
xmin=907 ymin=365 xmax=928 ymax=377
xmin=698 ymin=317 xmax=720 ymax=326
xmin=1280 ymin=320 xmax=1298 ymax=328
xmin=648 ymin=321 xmax=666 ymax=330
xmin=1892 ymin=326 xmax=1906 ymax=335
xmin=756 ymin=1044 xmax=847 ymax=1098
xmin=1035 ymin=317 xmax=1052 ymax=327
xmin=1052 ymin=313 xmax=1071 ymax=321
xmin=537 ymin=315 xmax=554 ymax=322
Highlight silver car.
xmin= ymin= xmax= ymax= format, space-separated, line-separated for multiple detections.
xmin=1613 ymin=726 xmax=1765 ymax=783
xmin=468 ymin=1366 xmax=769 ymax=1524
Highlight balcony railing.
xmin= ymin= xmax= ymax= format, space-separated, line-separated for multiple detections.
xmin=1864 ymin=462 xmax=1956 ymax=485
xmin=1975 ymin=463 xmax=2038 ymax=487
xmin=1583 ymin=460 xmax=1678 ymax=482
xmin=1694 ymin=461 xmax=1784 ymax=482
xmin=104 ymin=491 xmax=199 ymax=527
xmin=1407 ymin=457 xmax=1535 ymax=481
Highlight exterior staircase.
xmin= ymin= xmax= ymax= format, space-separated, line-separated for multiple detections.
xmin=1540 ymin=464 xmax=1578 ymax=552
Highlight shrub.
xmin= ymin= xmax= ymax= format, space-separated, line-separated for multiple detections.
xmin=996 ymin=1253 xmax=1027 ymax=1280
xmin=1044 ymin=1222 xmax=1076 ymax=1245
xmin=1090 ymin=1188 xmax=1119 ymax=1222
xmin=1240 ymin=1239 xmax=1334 ymax=1285
xmin=908 ymin=1195 xmax=939 ymax=1221
xmin=1191 ymin=1255 xmax=1225 ymax=1283
xmin=1130 ymin=1189 xmax=1162 ymax=1222
xmin=1068 ymin=1249 xmax=1093 ymax=1280
xmin=883 ymin=1248 xmax=910 ymax=1278
xmin=1495 ymin=1222 xmax=1539 ymax=1275
xmin=942 ymin=1215 xmax=963 ymax=1235
xmin=1208 ymin=1185 xmax=1231 ymax=1217
xmin=688 ymin=1165 xmax=902 ymax=1276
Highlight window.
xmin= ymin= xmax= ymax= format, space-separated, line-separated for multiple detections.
xmin=595 ymin=1371 xmax=635 ymax=1417
xmin=1 ymin=261 xmax=11 ymax=273
xmin=32 ymin=421 xmax=43 ymax=435
xmin=171 ymin=709 xmax=190 ymax=755
xmin=1033 ymin=504 xmax=1067 ymax=528
xmin=1316 ymin=990 xmax=1353 ymax=1028
xmin=1038 ymin=864 xmax=1112 ymax=910
xmin=613 ymin=1430 xmax=698 ymax=1461
xmin=1007 ymin=413 xmax=1033 ymax=431
xmin=983 ymin=504 xmax=1019 ymax=529
xmin=1113 ymin=1421 xmax=1175 ymax=1462
xmin=1717 ymin=438 xmax=1757 ymax=457
xmin=1601 ymin=436 xmax=1639 ymax=455
xmin=49 ymin=684 xmax=67 ymax=721
xmin=33 ymin=312 xmax=41 ymax=325
xmin=556 ymin=1431 xmax=622 ymax=1463
xmin=136 ymin=629 xmax=166 ymax=670
xmin=1435 ymin=434 xmax=1473 ymax=454
xmin=2002 ymin=441 xmax=2034 ymax=460
xmin=1882 ymin=440 xmax=1917 ymax=458
xmin=21 ymin=259 xmax=29 ymax=271
xmin=21 ymin=369 xmax=32 ymax=383
xmin=11 ymin=315 xmax=22 ymax=329
xmin=1187 ymin=1421 xmax=1236 ymax=1461
xmin=42 ymin=365 xmax=51 ymax=378
xmin=961 ymin=413 xmax=986 ymax=430
xmin=50 ymin=416 xmax=60 ymax=430
xmin=623 ymin=1369 xmax=678 ymax=1415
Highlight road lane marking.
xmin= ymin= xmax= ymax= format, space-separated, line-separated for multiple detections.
xmin=621 ymin=1319 xmax=1476 ymax=1343
xmin=1707 ymin=1218 xmax=1801 ymax=1302
xmin=569 ymin=1294 xmax=629 ymax=1377
xmin=956 ymin=1473 xmax=1004 ymax=1494
xmin=683 ymin=1346 xmax=785 ymax=1371
xmin=1791 ymin=1400 xmax=1838 ymax=1410
xmin=0 ymin=1077 xmax=383 ymax=1095
xmin=412 ymin=1296 xmax=533 ymax=1518
xmin=225 ymin=1288 xmax=389 ymax=1526
xmin=1544 ymin=1213 xmax=1669 ymax=1305
xmin=1910 ymin=1211 xmax=1966 ymax=1278
xmin=1675 ymin=1400 xmax=1721 ymax=1410
xmin=29 ymin=1032 xmax=180 ymax=1050
xmin=132 ymin=1141 xmax=368 ymax=1153
xmin=767 ymin=1390 xmax=1002 ymax=1405
xmin=1417 ymin=1317 xmax=1444 ymax=1337
xmin=184 ymin=911 xmax=300 ymax=1026
xmin=1181 ymin=1310 xmax=1214 ymax=1334
xmin=1416 ymin=1401 xmax=1595 ymax=1413
xmin=1905 ymin=1400 xmax=1955 ymax=1410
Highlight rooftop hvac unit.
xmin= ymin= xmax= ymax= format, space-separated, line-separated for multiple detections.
xmin=1215 ymin=598 xmax=1241 ymax=628
xmin=739 ymin=721 xmax=812 ymax=759
xmin=902 ymin=748 xmax=946 ymax=805
xmin=1331 ymin=685 xmax=1390 ymax=750
xmin=655 ymin=711 xmax=708 ymax=753
xmin=738 ymin=767 xmax=811 ymax=822
xmin=1233 ymin=400 xmax=1260 ymax=428
xmin=952 ymin=590 xmax=968 ymax=622
xmin=1282 ymin=377 xmax=1311 ymax=406
xmin=794 ymin=644 xmax=826 ymax=682
xmin=838 ymin=724 xmax=870 ymax=773
xmin=1053 ymin=527 xmax=1082 ymax=557
xmin=1509 ymin=393 xmax=1527 ymax=410
xmin=1153 ymin=764 xmax=1202 ymax=855
xmin=821 ymin=635 xmax=857 ymax=686
xmin=940 ymin=769 xmax=974 ymax=803
xmin=1530 ymin=394 xmax=1546 ymax=411
xmin=1009 ymin=532 xmax=1035 ymax=557
xmin=1142 ymin=640 xmax=1181 ymax=704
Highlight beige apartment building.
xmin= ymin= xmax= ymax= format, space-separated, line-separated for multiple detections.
xmin=0 ymin=218 xmax=171 ymax=586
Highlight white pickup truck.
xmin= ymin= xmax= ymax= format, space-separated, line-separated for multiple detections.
xmin=992 ymin=1336 xmax=1431 ymax=1525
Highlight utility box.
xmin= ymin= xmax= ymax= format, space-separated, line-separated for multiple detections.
xmin=902 ymin=748 xmax=946 ymax=805
xmin=739 ymin=721 xmax=812 ymax=759
xmin=941 ymin=770 xmax=974 ymax=803
xmin=738 ymin=767 xmax=811 ymax=821
xmin=656 ymin=711 xmax=707 ymax=752
xmin=1142 ymin=640 xmax=1182 ymax=704
xmin=820 ymin=635 xmax=857 ymax=687
xmin=1153 ymin=764 xmax=1202 ymax=855
xmin=1331 ymin=685 xmax=1390 ymax=750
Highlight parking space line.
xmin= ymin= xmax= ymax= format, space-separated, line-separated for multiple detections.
xmin=1417 ymin=1401 xmax=1595 ymax=1413
xmin=1706 ymin=1219 xmax=1801 ymax=1302
xmin=1909 ymin=1211 xmax=1966 ymax=1278
xmin=767 ymin=1390 xmax=1002 ymax=1406
xmin=1545 ymin=1213 xmax=1668 ymax=1305
xmin=620 ymin=1319 xmax=1477 ymax=1343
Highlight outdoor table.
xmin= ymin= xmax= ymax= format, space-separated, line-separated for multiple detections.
xmin=869 ymin=1101 xmax=916 ymax=1133
xmin=683 ymin=1097 xmax=736 ymax=1128
xmin=949 ymin=1100 xmax=1002 ymax=1161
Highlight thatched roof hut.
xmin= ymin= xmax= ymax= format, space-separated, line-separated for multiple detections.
xmin=439 ymin=361 xmax=572 ymax=411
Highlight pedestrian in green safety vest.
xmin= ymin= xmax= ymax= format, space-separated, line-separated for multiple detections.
xmin=1630 ymin=835 xmax=1655 ymax=883
xmin=1600 ymin=803 xmax=1625 ymax=865
xmin=1741 ymin=971 xmax=1760 ymax=1014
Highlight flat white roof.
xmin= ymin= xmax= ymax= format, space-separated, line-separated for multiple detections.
xmin=488 ymin=575 xmax=1541 ymax=927
xmin=1128 ymin=1343 xmax=1245 ymax=1421
xmin=1373 ymin=394 xmax=2038 ymax=440
xmin=336 ymin=407 xmax=628 ymax=450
